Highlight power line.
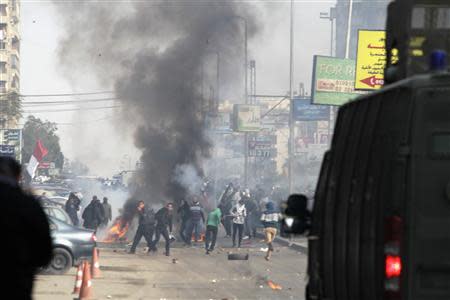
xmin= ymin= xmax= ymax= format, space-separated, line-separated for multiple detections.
xmin=0 ymin=91 xmax=114 ymax=98
xmin=19 ymin=91 xmax=114 ymax=97
xmin=23 ymin=105 xmax=122 ymax=113
xmin=51 ymin=116 xmax=116 ymax=126
xmin=260 ymin=96 xmax=288 ymax=119
xmin=22 ymin=97 xmax=119 ymax=105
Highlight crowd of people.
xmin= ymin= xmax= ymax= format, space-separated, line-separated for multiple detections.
xmin=61 ymin=181 xmax=285 ymax=261
xmin=64 ymin=194 xmax=112 ymax=230
xmin=128 ymin=183 xmax=283 ymax=261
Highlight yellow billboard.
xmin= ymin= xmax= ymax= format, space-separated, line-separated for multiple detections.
xmin=355 ymin=30 xmax=387 ymax=90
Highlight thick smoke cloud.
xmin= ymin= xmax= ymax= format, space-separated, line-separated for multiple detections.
xmin=53 ymin=1 xmax=260 ymax=205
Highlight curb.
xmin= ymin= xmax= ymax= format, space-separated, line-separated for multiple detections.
xmin=256 ymin=232 xmax=308 ymax=255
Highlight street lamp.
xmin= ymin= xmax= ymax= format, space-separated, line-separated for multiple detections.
xmin=201 ymin=49 xmax=220 ymax=115
xmin=227 ymin=15 xmax=249 ymax=187
xmin=320 ymin=7 xmax=336 ymax=57
xmin=345 ymin=0 xmax=354 ymax=59
xmin=288 ymin=0 xmax=295 ymax=194
xmin=231 ymin=15 xmax=248 ymax=105
xmin=208 ymin=15 xmax=249 ymax=186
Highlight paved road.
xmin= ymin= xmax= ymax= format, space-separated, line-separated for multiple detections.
xmin=34 ymin=237 xmax=307 ymax=300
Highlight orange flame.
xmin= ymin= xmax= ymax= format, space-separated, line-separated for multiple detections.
xmin=191 ymin=233 xmax=205 ymax=242
xmin=103 ymin=218 xmax=130 ymax=243
xmin=267 ymin=280 xmax=282 ymax=290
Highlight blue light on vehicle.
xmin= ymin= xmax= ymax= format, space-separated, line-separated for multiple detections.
xmin=430 ymin=50 xmax=448 ymax=72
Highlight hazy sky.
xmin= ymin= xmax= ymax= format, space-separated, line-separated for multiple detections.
xmin=20 ymin=0 xmax=334 ymax=176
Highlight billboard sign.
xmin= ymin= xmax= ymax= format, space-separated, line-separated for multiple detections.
xmin=311 ymin=55 xmax=365 ymax=106
xmin=293 ymin=97 xmax=330 ymax=121
xmin=233 ymin=104 xmax=261 ymax=132
xmin=355 ymin=30 xmax=387 ymax=90
xmin=248 ymin=134 xmax=277 ymax=158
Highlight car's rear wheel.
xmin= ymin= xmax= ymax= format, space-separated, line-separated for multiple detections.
xmin=45 ymin=247 xmax=73 ymax=275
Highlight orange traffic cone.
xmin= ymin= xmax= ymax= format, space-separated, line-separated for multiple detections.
xmin=79 ymin=261 xmax=93 ymax=300
xmin=91 ymin=248 xmax=101 ymax=278
xmin=72 ymin=262 xmax=84 ymax=294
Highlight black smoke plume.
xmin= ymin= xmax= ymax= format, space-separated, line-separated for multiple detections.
xmin=53 ymin=1 xmax=260 ymax=209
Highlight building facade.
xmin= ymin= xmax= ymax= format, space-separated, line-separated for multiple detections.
xmin=0 ymin=0 xmax=20 ymax=129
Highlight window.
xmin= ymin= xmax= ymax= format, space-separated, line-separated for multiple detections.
xmin=10 ymin=55 xmax=18 ymax=69
xmin=0 ymin=62 xmax=6 ymax=73
xmin=0 ymin=5 xmax=6 ymax=17
xmin=10 ymin=0 xmax=16 ymax=12
xmin=12 ymin=37 xmax=19 ymax=52
xmin=431 ymin=133 xmax=450 ymax=158
xmin=11 ymin=76 xmax=18 ymax=88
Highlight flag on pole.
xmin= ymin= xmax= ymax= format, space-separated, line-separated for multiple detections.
xmin=26 ymin=140 xmax=48 ymax=179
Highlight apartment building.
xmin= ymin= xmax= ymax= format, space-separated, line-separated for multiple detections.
xmin=0 ymin=0 xmax=19 ymax=128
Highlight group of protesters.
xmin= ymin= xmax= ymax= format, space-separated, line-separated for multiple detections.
xmin=129 ymin=183 xmax=282 ymax=261
xmin=128 ymin=201 xmax=174 ymax=256
xmin=65 ymin=194 xmax=112 ymax=230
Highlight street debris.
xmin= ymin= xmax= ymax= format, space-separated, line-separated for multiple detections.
xmin=267 ymin=280 xmax=282 ymax=290
xmin=227 ymin=253 xmax=249 ymax=260
xmin=172 ymin=258 xmax=178 ymax=264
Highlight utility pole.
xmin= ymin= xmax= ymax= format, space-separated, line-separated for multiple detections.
xmin=288 ymin=0 xmax=295 ymax=194
xmin=249 ymin=60 xmax=257 ymax=180
xmin=214 ymin=52 xmax=220 ymax=114
xmin=345 ymin=0 xmax=354 ymax=59
xmin=235 ymin=16 xmax=249 ymax=188
xmin=320 ymin=7 xmax=336 ymax=57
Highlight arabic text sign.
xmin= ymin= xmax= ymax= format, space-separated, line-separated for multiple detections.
xmin=0 ymin=129 xmax=22 ymax=162
xmin=3 ymin=129 xmax=20 ymax=142
xmin=355 ymin=30 xmax=388 ymax=90
xmin=0 ymin=145 xmax=15 ymax=157
xmin=293 ymin=97 xmax=330 ymax=121
xmin=311 ymin=56 xmax=364 ymax=106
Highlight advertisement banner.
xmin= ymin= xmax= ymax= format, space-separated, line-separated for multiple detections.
xmin=233 ymin=104 xmax=261 ymax=132
xmin=311 ymin=55 xmax=364 ymax=106
xmin=355 ymin=30 xmax=387 ymax=90
xmin=293 ymin=97 xmax=330 ymax=121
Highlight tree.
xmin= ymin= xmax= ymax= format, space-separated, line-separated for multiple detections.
xmin=0 ymin=92 xmax=21 ymax=127
xmin=22 ymin=116 xmax=64 ymax=169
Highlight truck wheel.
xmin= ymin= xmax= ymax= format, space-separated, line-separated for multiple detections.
xmin=45 ymin=248 xmax=73 ymax=275
xmin=305 ymin=283 xmax=312 ymax=300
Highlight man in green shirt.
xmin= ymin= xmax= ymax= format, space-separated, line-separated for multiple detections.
xmin=205 ymin=207 xmax=222 ymax=254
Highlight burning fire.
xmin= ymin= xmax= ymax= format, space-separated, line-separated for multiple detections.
xmin=267 ymin=280 xmax=282 ymax=290
xmin=103 ymin=218 xmax=130 ymax=243
xmin=191 ymin=233 xmax=205 ymax=242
